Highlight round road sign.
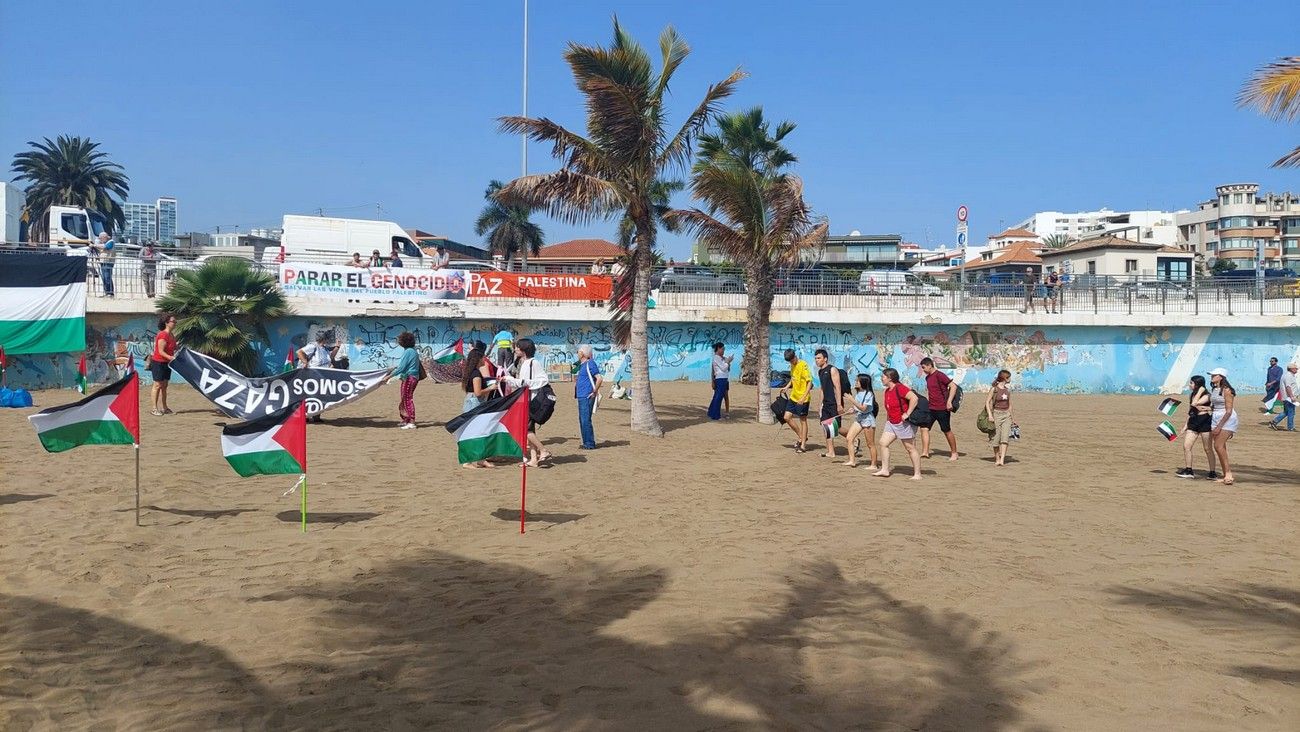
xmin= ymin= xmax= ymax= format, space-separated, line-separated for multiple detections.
xmin=957 ymin=231 xmax=968 ymax=247
xmin=957 ymin=205 xmax=968 ymax=223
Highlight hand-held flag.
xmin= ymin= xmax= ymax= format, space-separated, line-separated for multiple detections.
xmin=1157 ymin=398 xmax=1179 ymax=416
xmin=429 ymin=338 xmax=465 ymax=365
xmin=29 ymin=371 xmax=139 ymax=452
xmin=1156 ymin=421 xmax=1178 ymax=441
xmin=282 ymin=347 xmax=296 ymax=373
xmin=76 ymin=354 xmax=88 ymax=394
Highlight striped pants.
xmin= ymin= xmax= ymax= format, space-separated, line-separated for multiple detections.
xmin=399 ymin=376 xmax=419 ymax=424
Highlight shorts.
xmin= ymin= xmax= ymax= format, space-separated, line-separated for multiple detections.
xmin=884 ymin=421 xmax=916 ymax=440
xmin=855 ymin=412 xmax=876 ymax=429
xmin=149 ymin=360 xmax=172 ymax=382
xmin=1186 ymin=412 xmax=1212 ymax=434
xmin=926 ymin=410 xmax=952 ymax=433
xmin=787 ymin=401 xmax=809 ymax=418
xmin=820 ymin=403 xmax=839 ymax=422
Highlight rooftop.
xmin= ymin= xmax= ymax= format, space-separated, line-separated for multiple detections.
xmin=1038 ymin=235 xmax=1194 ymax=258
xmin=951 ymin=241 xmax=1042 ymax=272
xmin=990 ymin=227 xmax=1040 ymax=240
xmin=534 ymin=239 xmax=623 ymax=259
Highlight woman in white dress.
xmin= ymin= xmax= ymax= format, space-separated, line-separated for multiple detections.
xmin=502 ymin=337 xmax=553 ymax=467
xmin=1208 ymin=367 xmax=1238 ymax=485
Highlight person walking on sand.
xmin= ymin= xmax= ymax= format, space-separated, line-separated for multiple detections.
xmin=502 ymin=337 xmax=553 ymax=467
xmin=874 ymin=368 xmax=921 ymax=479
xmin=777 ymin=349 xmax=812 ymax=452
xmin=1262 ymin=356 xmax=1282 ymax=411
xmin=575 ymin=344 xmax=603 ymax=449
xmin=1208 ymin=367 xmax=1238 ymax=484
xmin=986 ymin=369 xmax=1013 ymax=466
xmin=814 ymin=349 xmax=845 ymax=458
xmin=1270 ymin=362 xmax=1297 ymax=431
xmin=708 ymin=342 xmax=733 ymax=421
xmin=918 ymin=357 xmax=959 ymax=462
xmin=843 ymin=373 xmax=878 ymax=470
xmin=149 ymin=314 xmax=177 ymax=416
xmin=1177 ymin=375 xmax=1214 ymax=478
xmin=391 ymin=331 xmax=421 ymax=429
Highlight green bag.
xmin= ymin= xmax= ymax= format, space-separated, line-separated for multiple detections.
xmin=976 ymin=406 xmax=996 ymax=435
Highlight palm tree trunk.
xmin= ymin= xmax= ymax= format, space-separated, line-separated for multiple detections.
xmin=755 ymin=291 xmax=774 ymax=425
xmin=629 ymin=217 xmax=663 ymax=437
xmin=739 ymin=261 xmax=764 ymax=386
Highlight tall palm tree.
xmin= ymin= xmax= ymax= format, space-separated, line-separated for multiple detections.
xmin=10 ymin=135 xmax=129 ymax=242
xmin=1238 ymin=56 xmax=1300 ymax=167
xmin=156 ymin=258 xmax=292 ymax=376
xmin=666 ymin=108 xmax=828 ymax=425
xmin=474 ymin=179 xmax=545 ymax=270
xmin=498 ymin=20 xmax=744 ymax=437
xmin=609 ymin=178 xmax=684 ymax=347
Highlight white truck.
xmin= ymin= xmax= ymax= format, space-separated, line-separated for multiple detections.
xmin=1 ymin=181 xmax=108 ymax=246
xmin=857 ymin=269 xmax=942 ymax=296
xmin=280 ymin=214 xmax=425 ymax=263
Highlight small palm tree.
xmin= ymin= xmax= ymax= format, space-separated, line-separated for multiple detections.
xmin=156 ymin=258 xmax=292 ymax=375
xmin=474 ymin=180 xmax=545 ymax=270
xmin=666 ymin=108 xmax=827 ymax=424
xmin=498 ymin=20 xmax=744 ymax=437
xmin=1040 ymin=234 xmax=1072 ymax=249
xmin=10 ymin=135 xmax=130 ymax=242
xmin=1238 ymin=56 xmax=1300 ymax=167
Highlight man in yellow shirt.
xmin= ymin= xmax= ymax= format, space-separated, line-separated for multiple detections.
xmin=779 ymin=348 xmax=812 ymax=452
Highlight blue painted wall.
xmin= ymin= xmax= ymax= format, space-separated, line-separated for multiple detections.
xmin=4 ymin=314 xmax=1295 ymax=396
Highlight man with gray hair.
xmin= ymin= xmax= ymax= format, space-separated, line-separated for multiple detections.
xmin=574 ymin=344 xmax=603 ymax=449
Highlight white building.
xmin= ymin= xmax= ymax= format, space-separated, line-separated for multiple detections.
xmin=1036 ymin=235 xmax=1194 ymax=280
xmin=119 ymin=196 xmax=179 ymax=245
xmin=1175 ymin=183 xmax=1300 ymax=271
xmin=1013 ymin=208 xmax=1183 ymax=247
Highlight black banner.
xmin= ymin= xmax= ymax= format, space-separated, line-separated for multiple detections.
xmin=170 ymin=348 xmax=391 ymax=419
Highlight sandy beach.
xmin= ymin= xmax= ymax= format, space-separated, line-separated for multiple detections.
xmin=1 ymin=380 xmax=1296 ymax=730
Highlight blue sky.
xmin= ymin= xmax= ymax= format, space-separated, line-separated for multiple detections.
xmin=2 ymin=1 xmax=1297 ymax=257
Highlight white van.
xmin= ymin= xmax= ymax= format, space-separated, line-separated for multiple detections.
xmin=280 ymin=215 xmax=424 ymax=263
xmin=857 ymin=269 xmax=942 ymax=296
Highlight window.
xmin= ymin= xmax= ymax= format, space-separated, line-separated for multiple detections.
xmin=1207 ymin=221 xmax=1218 ymax=230
xmin=1125 ymin=259 xmax=1138 ymax=273
xmin=60 ymin=213 xmax=89 ymax=240
xmin=1206 ymin=242 xmax=1217 ymax=251
xmin=1086 ymin=260 xmax=1096 ymax=275
xmin=1189 ymin=223 xmax=1198 ymax=233
xmin=1233 ymin=193 xmax=1243 ymax=204
xmin=1220 ymin=195 xmax=1230 ymax=206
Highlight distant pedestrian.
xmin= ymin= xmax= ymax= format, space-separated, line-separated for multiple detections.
xmin=391 ymin=331 xmax=421 ymax=429
xmin=918 ymin=357 xmax=959 ymax=461
xmin=96 ymin=233 xmax=117 ymax=297
xmin=1177 ymin=375 xmax=1214 ymax=478
xmin=1263 ymin=357 xmax=1282 ymax=410
xmin=141 ymin=242 xmax=159 ymax=298
xmin=149 ymin=313 xmax=177 ymax=416
xmin=432 ymin=245 xmax=450 ymax=270
xmin=874 ymin=367 xmax=921 ymax=480
xmin=369 ymin=250 xmax=383 ymax=267
xmin=1270 ymin=362 xmax=1297 ymax=431
xmin=1020 ymin=267 xmax=1036 ymax=313
xmin=778 ymin=349 xmax=812 ymax=452
xmin=814 ymin=348 xmax=844 ymax=458
xmin=708 ymin=342 xmax=733 ymax=420
xmin=843 ymin=373 xmax=878 ymax=470
xmin=1208 ymin=367 xmax=1238 ymax=484
xmin=1046 ymin=269 xmax=1061 ymax=313
xmin=588 ymin=258 xmax=606 ymax=306
xmin=575 ymin=344 xmax=602 ymax=449
xmin=502 ymin=337 xmax=553 ymax=466
xmin=492 ymin=329 xmax=515 ymax=376
xmin=986 ymin=369 xmax=1013 ymax=466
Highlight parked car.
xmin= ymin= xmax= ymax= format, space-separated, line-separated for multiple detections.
xmin=774 ymin=265 xmax=856 ymax=294
xmin=1117 ymin=280 xmax=1194 ymax=299
xmin=650 ymin=265 xmax=745 ymax=293
xmin=857 ymin=269 xmax=942 ymax=296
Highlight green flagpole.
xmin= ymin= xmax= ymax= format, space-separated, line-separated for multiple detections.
xmin=301 ymin=473 xmax=307 ymax=533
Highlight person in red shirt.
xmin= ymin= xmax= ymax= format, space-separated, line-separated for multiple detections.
xmin=873 ymin=367 xmax=922 ymax=480
xmin=919 ymin=357 xmax=959 ymax=461
xmin=149 ymin=314 xmax=178 ymax=416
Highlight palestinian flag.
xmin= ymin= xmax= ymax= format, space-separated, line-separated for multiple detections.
xmin=0 ymin=253 xmax=87 ymax=354
xmin=76 ymin=355 xmax=87 ymax=394
xmin=282 ymin=347 xmax=295 ymax=373
xmin=221 ymin=403 xmax=307 ymax=477
xmin=29 ymin=372 xmax=140 ymax=453
xmin=430 ymin=338 xmax=465 ymax=364
xmin=445 ymin=388 xmax=529 ymax=464
xmin=0 ymin=345 xmax=6 ymax=381
xmin=1156 ymin=420 xmax=1178 ymax=441
xmin=1157 ymin=398 xmax=1179 ymax=416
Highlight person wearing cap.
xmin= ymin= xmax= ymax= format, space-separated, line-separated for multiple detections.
xmin=1270 ymin=362 xmax=1297 ymax=431
xmin=1207 ymin=367 xmax=1238 ymax=485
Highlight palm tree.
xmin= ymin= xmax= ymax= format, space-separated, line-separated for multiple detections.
xmin=666 ymin=108 xmax=828 ymax=425
xmin=156 ymin=258 xmax=292 ymax=375
xmin=609 ymin=177 xmax=684 ymax=347
xmin=10 ymin=135 xmax=129 ymax=242
xmin=1238 ymin=56 xmax=1300 ymax=167
xmin=474 ymin=180 xmax=545 ymax=270
xmin=498 ymin=20 xmax=744 ymax=437
xmin=1040 ymin=234 xmax=1072 ymax=249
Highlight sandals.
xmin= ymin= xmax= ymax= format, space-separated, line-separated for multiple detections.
xmin=150 ymin=410 xmax=163 ymax=417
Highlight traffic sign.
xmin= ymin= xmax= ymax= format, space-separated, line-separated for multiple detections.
xmin=957 ymin=205 xmax=968 ymax=223
xmin=956 ymin=231 xmax=968 ymax=247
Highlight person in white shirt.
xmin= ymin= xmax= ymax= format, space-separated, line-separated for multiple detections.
xmin=1270 ymin=362 xmax=1298 ymax=431
xmin=708 ymin=342 xmax=733 ymax=420
xmin=298 ymin=333 xmax=338 ymax=368
xmin=432 ymin=245 xmax=451 ymax=270
xmin=502 ymin=337 xmax=553 ymax=466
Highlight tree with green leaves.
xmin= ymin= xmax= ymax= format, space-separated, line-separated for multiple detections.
xmin=10 ymin=135 xmax=129 ymax=242
xmin=666 ymin=107 xmax=827 ymax=424
xmin=1040 ymin=234 xmax=1072 ymax=249
xmin=474 ymin=180 xmax=545 ymax=271
xmin=156 ymin=258 xmax=291 ymax=375
xmin=498 ymin=20 xmax=744 ymax=436
xmin=1238 ymin=56 xmax=1300 ymax=167
xmin=608 ymin=177 xmax=684 ymax=347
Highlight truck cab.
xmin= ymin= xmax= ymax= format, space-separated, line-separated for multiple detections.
xmin=47 ymin=205 xmax=109 ymax=246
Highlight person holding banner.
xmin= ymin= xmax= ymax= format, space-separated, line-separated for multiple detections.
xmin=391 ymin=331 xmax=422 ymax=429
xmin=149 ymin=314 xmax=177 ymax=416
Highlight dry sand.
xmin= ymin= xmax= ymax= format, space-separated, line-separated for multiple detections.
xmin=1 ymin=380 xmax=1297 ymax=731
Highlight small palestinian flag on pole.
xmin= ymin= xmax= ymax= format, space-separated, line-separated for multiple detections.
xmin=76 ymin=354 xmax=88 ymax=394
xmin=29 ymin=372 xmax=140 ymax=453
xmin=1156 ymin=420 xmax=1178 ymax=441
xmin=1157 ymin=397 xmax=1180 ymax=416
xmin=430 ymin=338 xmax=465 ymax=365
xmin=446 ymin=389 xmax=532 ymax=533
xmin=282 ymin=347 xmax=296 ymax=373
xmin=221 ymin=402 xmax=310 ymax=531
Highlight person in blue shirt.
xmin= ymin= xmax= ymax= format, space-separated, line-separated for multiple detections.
xmin=574 ymin=344 xmax=603 ymax=449
xmin=389 ymin=331 xmax=421 ymax=429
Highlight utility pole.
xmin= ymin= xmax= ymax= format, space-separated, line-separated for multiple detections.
xmin=522 ymin=0 xmax=529 ymax=178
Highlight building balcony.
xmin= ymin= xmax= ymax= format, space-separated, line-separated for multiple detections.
xmin=1217 ymin=246 xmax=1280 ymax=258
xmin=1218 ymin=227 xmax=1278 ymax=238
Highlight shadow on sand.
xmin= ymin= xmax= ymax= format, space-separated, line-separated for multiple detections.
xmin=142 ymin=505 xmax=257 ymax=521
xmin=491 ymin=508 xmax=587 ymax=527
xmin=274 ymin=511 xmax=380 ymax=525
xmin=0 ymin=493 xmax=54 ymax=506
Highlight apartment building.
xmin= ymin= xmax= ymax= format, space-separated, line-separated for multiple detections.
xmin=1014 ymin=208 xmax=1182 ymax=246
xmin=1175 ymin=183 xmax=1300 ymax=270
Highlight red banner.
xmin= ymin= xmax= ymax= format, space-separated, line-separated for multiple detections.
xmin=467 ymin=272 xmax=613 ymax=300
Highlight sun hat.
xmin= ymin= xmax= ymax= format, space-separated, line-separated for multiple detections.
xmin=1208 ymin=367 xmax=1229 ymax=377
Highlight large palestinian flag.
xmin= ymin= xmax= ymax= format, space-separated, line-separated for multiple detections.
xmin=445 ymin=388 xmax=529 ymax=463
xmin=220 ymin=403 xmax=307 ymax=477
xmin=29 ymin=372 xmax=140 ymax=452
xmin=0 ymin=252 xmax=87 ymax=354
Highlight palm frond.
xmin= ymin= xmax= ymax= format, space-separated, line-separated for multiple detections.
xmin=1274 ymin=144 xmax=1300 ymax=168
xmin=1238 ymin=57 xmax=1300 ymax=121
xmin=498 ymin=171 xmax=624 ymax=225
xmin=659 ymin=68 xmax=747 ymax=172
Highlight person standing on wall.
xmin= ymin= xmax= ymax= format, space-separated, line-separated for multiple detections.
xmin=778 ymin=349 xmax=812 ymax=453
xmin=575 ymin=344 xmax=603 ymax=449
xmin=874 ymin=367 xmax=922 ymax=480
xmin=1020 ymin=267 xmax=1036 ymax=314
xmin=1046 ymin=269 xmax=1061 ymax=314
xmin=1262 ymin=356 xmax=1282 ymax=411
xmin=986 ymin=369 xmax=1013 ymax=466
xmin=918 ymin=357 xmax=959 ymax=462
xmin=708 ymin=342 xmax=733 ymax=421
xmin=1177 ymin=375 xmax=1214 ymax=478
xmin=149 ymin=314 xmax=177 ymax=417
xmin=96 ymin=232 xmax=117 ymax=298
xmin=1270 ymin=362 xmax=1297 ymax=431
xmin=814 ymin=349 xmax=844 ymax=458
xmin=432 ymin=245 xmax=451 ymax=270
xmin=1208 ymin=367 xmax=1238 ymax=484
xmin=588 ymin=258 xmax=606 ymax=307
xmin=141 ymin=241 xmax=158 ymax=299
xmin=390 ymin=331 xmax=422 ymax=430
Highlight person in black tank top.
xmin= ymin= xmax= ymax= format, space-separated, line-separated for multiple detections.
xmin=813 ymin=349 xmax=844 ymax=457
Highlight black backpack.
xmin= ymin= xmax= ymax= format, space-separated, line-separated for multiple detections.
xmin=951 ymin=384 xmax=964 ymax=413
xmin=898 ymin=386 xmax=931 ymax=426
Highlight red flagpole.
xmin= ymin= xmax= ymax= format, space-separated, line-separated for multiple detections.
xmin=520 ymin=463 xmax=527 ymax=534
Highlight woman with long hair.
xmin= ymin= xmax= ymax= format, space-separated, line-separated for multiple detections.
xmin=460 ymin=348 xmax=497 ymax=412
xmin=985 ymin=369 xmax=1013 ymax=466
xmin=391 ymin=331 xmax=421 ymax=429
xmin=842 ymin=373 xmax=878 ymax=470
xmin=1208 ymin=367 xmax=1238 ymax=484
xmin=1177 ymin=375 xmax=1214 ymax=478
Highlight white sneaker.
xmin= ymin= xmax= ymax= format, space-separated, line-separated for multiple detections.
xmin=402 ymin=423 xmax=417 ymax=430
